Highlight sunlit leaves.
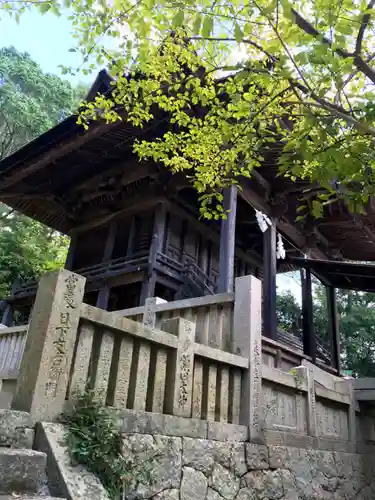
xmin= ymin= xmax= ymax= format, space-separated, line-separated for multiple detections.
xmin=7 ymin=0 xmax=375 ymax=218
xmin=202 ymin=15 xmax=214 ymax=37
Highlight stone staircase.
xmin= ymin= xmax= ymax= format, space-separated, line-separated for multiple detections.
xmin=0 ymin=410 xmax=64 ymax=500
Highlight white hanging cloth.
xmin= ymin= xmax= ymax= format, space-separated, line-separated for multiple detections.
xmin=276 ymin=232 xmax=286 ymax=260
xmin=255 ymin=210 xmax=271 ymax=233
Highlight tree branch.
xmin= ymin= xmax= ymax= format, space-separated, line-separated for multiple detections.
xmin=285 ymin=99 xmax=375 ymax=137
xmin=291 ymin=7 xmax=375 ymax=85
xmin=187 ymin=36 xmax=278 ymax=62
xmin=355 ymin=0 xmax=375 ymax=55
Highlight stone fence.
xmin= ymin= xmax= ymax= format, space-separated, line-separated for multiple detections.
xmin=0 ymin=268 xmax=372 ymax=455
xmin=118 ymin=287 xmax=334 ymax=375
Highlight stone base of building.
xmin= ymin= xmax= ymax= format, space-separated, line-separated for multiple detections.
xmin=121 ymin=432 xmax=375 ymax=500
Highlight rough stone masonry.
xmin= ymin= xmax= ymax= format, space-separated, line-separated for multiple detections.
xmin=121 ymin=433 xmax=375 ymax=500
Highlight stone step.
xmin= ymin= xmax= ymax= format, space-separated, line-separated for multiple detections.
xmin=0 ymin=448 xmax=47 ymax=495
xmin=0 ymin=410 xmax=34 ymax=449
xmin=0 ymin=497 xmax=65 ymax=499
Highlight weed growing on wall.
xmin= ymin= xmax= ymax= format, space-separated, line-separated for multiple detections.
xmin=62 ymin=390 xmax=153 ymax=499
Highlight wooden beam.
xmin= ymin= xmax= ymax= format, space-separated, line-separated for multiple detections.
xmin=240 ymin=183 xmax=271 ymax=215
xmin=326 ymin=286 xmax=341 ymax=374
xmin=140 ymin=235 xmax=158 ymax=305
xmin=0 ymin=120 xmax=118 ymax=191
xmin=139 ymin=203 xmax=166 ymax=304
xmin=352 ymin=213 xmax=375 ymax=245
xmin=96 ymin=285 xmax=111 ymax=310
xmin=301 ymin=267 xmax=316 ymax=363
xmin=126 ymin=215 xmax=136 ymax=258
xmin=95 ymin=221 xmax=118 ymax=310
xmin=251 ymin=168 xmax=271 ymax=193
xmin=263 ymin=218 xmax=277 ymax=340
xmin=219 ymin=186 xmax=237 ymax=293
xmin=278 ymin=219 xmax=327 ymax=260
xmin=1 ymin=303 xmax=13 ymax=327
xmin=167 ymin=198 xmax=262 ymax=267
xmin=68 ymin=193 xmax=164 ymax=235
xmin=64 ymin=234 xmax=77 ymax=271
xmin=240 ymin=183 xmax=328 ymax=260
xmin=154 ymin=202 xmax=167 ymax=253
xmin=102 ymin=221 xmax=117 ymax=261
xmin=68 ymin=161 xmax=156 ymax=196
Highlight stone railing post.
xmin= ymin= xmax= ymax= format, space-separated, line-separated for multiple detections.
xmin=336 ymin=378 xmax=357 ymax=451
xmin=233 ymin=275 xmax=263 ymax=443
xmin=295 ymin=365 xmax=317 ymax=437
xmin=143 ymin=297 xmax=167 ymax=328
xmin=12 ymin=269 xmax=85 ymax=421
xmin=162 ymin=317 xmax=196 ymax=418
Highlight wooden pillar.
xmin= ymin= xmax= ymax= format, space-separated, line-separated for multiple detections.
xmin=126 ymin=216 xmax=136 ymax=257
xmin=103 ymin=222 xmax=117 ymax=261
xmin=263 ymin=218 xmax=277 ymax=340
xmin=65 ymin=234 xmax=77 ymax=271
xmin=140 ymin=203 xmax=167 ymax=305
xmin=96 ymin=222 xmax=117 ymax=310
xmin=301 ymin=267 xmax=316 ymax=363
xmin=1 ymin=302 xmax=13 ymax=326
xmin=219 ymin=186 xmax=237 ymax=293
xmin=327 ymin=285 xmax=340 ymax=374
xmin=154 ymin=203 xmax=167 ymax=253
xmin=96 ymin=286 xmax=111 ymax=310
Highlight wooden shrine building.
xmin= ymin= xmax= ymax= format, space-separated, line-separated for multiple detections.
xmin=1 ymin=70 xmax=375 ymax=375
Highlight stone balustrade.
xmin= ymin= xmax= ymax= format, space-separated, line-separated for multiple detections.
xmin=0 ymin=268 xmax=369 ymax=458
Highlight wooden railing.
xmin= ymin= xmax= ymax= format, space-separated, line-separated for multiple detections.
xmin=116 ymin=292 xmax=336 ymax=372
xmin=0 ymin=326 xmax=27 ymax=379
xmin=10 ymin=252 xmax=150 ymax=299
xmin=117 ymin=293 xmax=235 ymax=352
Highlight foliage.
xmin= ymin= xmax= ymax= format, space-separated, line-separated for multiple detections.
xmin=0 ymin=47 xmax=87 ymax=298
xmin=276 ymin=288 xmax=302 ymax=335
xmin=0 ymin=204 xmax=69 ymax=297
xmin=5 ymin=0 xmax=375 ymax=216
xmin=0 ymin=46 xmax=86 ymax=158
xmin=62 ymin=391 xmax=154 ymax=499
xmin=277 ymin=283 xmax=375 ymax=377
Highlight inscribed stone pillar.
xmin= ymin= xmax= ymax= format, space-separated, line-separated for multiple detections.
xmin=336 ymin=378 xmax=356 ymax=451
xmin=295 ymin=365 xmax=316 ymax=437
xmin=233 ymin=275 xmax=263 ymax=442
xmin=162 ymin=317 xmax=196 ymax=418
xmin=12 ymin=269 xmax=85 ymax=421
xmin=143 ymin=297 xmax=167 ymax=328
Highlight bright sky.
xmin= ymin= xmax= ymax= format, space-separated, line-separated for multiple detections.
xmin=0 ymin=10 xmax=92 ymax=85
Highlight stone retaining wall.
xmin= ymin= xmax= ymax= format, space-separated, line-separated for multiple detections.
xmin=122 ymin=433 xmax=375 ymax=500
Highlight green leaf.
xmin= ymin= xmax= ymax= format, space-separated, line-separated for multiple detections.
xmin=202 ymin=16 xmax=214 ymax=37
xmin=193 ymin=13 xmax=202 ymax=33
xmin=234 ymin=24 xmax=244 ymax=43
xmin=312 ymin=200 xmax=323 ymax=218
xmin=172 ymin=9 xmax=184 ymax=28
xmin=39 ymin=2 xmax=51 ymax=13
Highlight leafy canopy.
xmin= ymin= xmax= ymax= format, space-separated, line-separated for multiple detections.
xmin=0 ymin=46 xmax=86 ymax=158
xmin=0 ymin=205 xmax=69 ymax=298
xmin=0 ymin=47 xmax=87 ymax=297
xmin=277 ymin=282 xmax=375 ymax=377
xmin=4 ymin=0 xmax=375 ymax=217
